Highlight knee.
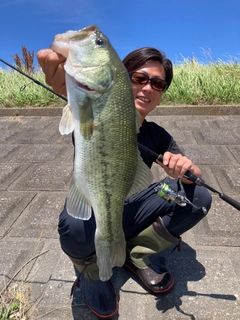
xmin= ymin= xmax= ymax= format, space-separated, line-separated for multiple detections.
xmin=58 ymin=205 xmax=96 ymax=258
xmin=194 ymin=186 xmax=212 ymax=213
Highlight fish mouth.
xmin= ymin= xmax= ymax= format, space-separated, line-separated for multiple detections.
xmin=81 ymin=25 xmax=98 ymax=33
xmin=68 ymin=25 xmax=99 ymax=43
xmin=54 ymin=25 xmax=99 ymax=46
xmin=77 ymin=81 xmax=94 ymax=91
xmin=68 ymin=73 xmax=94 ymax=92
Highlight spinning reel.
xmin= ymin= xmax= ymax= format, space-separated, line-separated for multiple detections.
xmin=154 ymin=179 xmax=208 ymax=214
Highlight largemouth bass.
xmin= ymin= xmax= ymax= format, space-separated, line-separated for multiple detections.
xmin=51 ymin=25 xmax=152 ymax=281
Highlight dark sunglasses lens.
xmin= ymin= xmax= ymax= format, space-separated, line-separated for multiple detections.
xmin=130 ymin=73 xmax=166 ymax=91
xmin=152 ymin=79 xmax=166 ymax=91
xmin=130 ymin=73 xmax=148 ymax=85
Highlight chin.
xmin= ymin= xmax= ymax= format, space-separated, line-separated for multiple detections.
xmin=137 ymin=104 xmax=151 ymax=114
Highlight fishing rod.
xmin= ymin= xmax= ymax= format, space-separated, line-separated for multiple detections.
xmin=138 ymin=143 xmax=240 ymax=211
xmin=0 ymin=58 xmax=66 ymax=101
xmin=1 ymin=58 xmax=240 ymax=211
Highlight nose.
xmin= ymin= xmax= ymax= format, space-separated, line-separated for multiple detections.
xmin=142 ymin=81 xmax=153 ymax=92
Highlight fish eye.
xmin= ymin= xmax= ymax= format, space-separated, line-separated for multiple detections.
xmin=96 ymin=38 xmax=104 ymax=46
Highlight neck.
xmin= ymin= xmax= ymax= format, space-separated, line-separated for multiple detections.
xmin=140 ymin=116 xmax=146 ymax=124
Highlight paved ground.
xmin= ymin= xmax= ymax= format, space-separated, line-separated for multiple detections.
xmin=0 ymin=109 xmax=240 ymax=319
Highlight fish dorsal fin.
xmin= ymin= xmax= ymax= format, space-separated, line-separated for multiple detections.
xmin=66 ymin=178 xmax=92 ymax=220
xmin=126 ymin=151 xmax=153 ymax=199
xmin=59 ymin=104 xmax=75 ymax=135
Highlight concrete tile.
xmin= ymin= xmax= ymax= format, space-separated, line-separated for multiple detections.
xmin=0 ymin=238 xmax=45 ymax=290
xmin=151 ymin=162 xmax=168 ymax=183
xmin=154 ymin=247 xmax=240 ymax=320
xmin=207 ymin=116 xmax=240 ymax=130
xmin=8 ymin=163 xmax=72 ymax=191
xmin=0 ymin=118 xmax=19 ymax=130
xmin=0 ymin=144 xmax=22 ymax=162
xmin=228 ymin=146 xmax=240 ymax=163
xmin=8 ymin=192 xmax=66 ymax=238
xmin=193 ymin=195 xmax=240 ymax=246
xmin=194 ymin=130 xmax=239 ymax=145
xmin=0 ymin=191 xmax=36 ymax=237
xmin=13 ymin=128 xmax=62 ymax=144
xmin=211 ymin=165 xmax=240 ymax=194
xmin=1 ymin=114 xmax=240 ymax=320
xmin=4 ymin=116 xmax=59 ymax=131
xmin=9 ymin=144 xmax=73 ymax=163
xmin=181 ymin=145 xmax=237 ymax=165
xmin=0 ymin=129 xmax=22 ymax=143
xmin=0 ymin=163 xmax=30 ymax=190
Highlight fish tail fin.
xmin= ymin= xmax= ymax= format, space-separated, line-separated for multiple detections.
xmin=95 ymin=235 xmax=126 ymax=281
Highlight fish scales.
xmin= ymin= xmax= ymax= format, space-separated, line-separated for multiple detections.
xmin=79 ymin=69 xmax=137 ymax=277
xmin=51 ymin=25 xmax=152 ymax=281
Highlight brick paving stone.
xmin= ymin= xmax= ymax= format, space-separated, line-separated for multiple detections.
xmin=0 ymin=113 xmax=239 ymax=320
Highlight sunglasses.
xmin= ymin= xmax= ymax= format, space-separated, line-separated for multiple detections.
xmin=129 ymin=72 xmax=167 ymax=92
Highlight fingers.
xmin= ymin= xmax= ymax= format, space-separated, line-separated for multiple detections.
xmin=37 ymin=49 xmax=67 ymax=96
xmin=157 ymin=152 xmax=193 ymax=178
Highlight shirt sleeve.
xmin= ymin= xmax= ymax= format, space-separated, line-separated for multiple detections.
xmin=137 ymin=120 xmax=183 ymax=168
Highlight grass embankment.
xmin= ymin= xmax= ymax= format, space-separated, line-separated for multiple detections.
xmin=0 ymin=59 xmax=240 ymax=108
xmin=163 ymin=60 xmax=240 ymax=105
xmin=0 ymin=70 xmax=65 ymax=108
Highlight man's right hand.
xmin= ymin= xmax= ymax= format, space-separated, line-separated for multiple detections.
xmin=37 ymin=49 xmax=67 ymax=96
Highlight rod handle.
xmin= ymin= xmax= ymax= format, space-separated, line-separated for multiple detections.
xmin=183 ymin=171 xmax=205 ymax=185
xmin=219 ymin=193 xmax=240 ymax=211
xmin=156 ymin=152 xmax=205 ymax=185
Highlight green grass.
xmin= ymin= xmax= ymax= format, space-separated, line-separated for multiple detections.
xmin=0 ymin=69 xmax=65 ymax=108
xmin=0 ymin=57 xmax=240 ymax=107
xmin=0 ymin=283 xmax=30 ymax=320
xmin=162 ymin=59 xmax=240 ymax=105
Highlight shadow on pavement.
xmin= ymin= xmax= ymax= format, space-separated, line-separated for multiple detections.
xmin=154 ymin=242 xmax=237 ymax=319
xmin=69 ymin=241 xmax=236 ymax=319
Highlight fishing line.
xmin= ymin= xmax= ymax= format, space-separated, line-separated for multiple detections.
xmin=0 ymin=58 xmax=67 ymax=101
xmin=1 ymin=58 xmax=239 ymax=211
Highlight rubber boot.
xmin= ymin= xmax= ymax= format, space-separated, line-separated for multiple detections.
xmin=125 ymin=217 xmax=180 ymax=294
xmin=69 ymin=255 xmax=118 ymax=319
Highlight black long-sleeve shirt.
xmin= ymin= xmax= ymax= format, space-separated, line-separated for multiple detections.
xmin=137 ymin=120 xmax=183 ymax=168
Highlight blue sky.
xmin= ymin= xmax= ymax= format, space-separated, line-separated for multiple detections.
xmin=1 ymin=0 xmax=240 ymax=68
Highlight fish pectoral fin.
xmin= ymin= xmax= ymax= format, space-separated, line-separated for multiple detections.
xmin=59 ymin=104 xmax=75 ymax=135
xmin=66 ymin=178 xmax=92 ymax=220
xmin=126 ymin=152 xmax=153 ymax=198
xmin=79 ymin=101 xmax=95 ymax=139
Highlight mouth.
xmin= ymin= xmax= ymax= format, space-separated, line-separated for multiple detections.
xmin=137 ymin=96 xmax=151 ymax=103
xmin=77 ymin=82 xmax=94 ymax=91
xmin=65 ymin=25 xmax=98 ymax=45
xmin=69 ymin=74 xmax=94 ymax=92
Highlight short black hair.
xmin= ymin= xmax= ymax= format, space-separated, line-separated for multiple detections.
xmin=122 ymin=47 xmax=173 ymax=91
